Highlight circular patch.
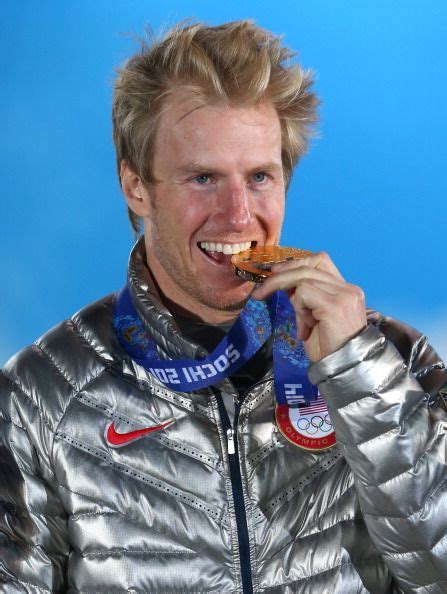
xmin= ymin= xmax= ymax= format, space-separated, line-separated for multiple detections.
xmin=232 ymin=245 xmax=312 ymax=283
xmin=276 ymin=403 xmax=336 ymax=451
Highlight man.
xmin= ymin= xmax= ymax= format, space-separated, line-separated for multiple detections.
xmin=0 ymin=20 xmax=446 ymax=593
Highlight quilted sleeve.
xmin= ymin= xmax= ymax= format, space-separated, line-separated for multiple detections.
xmin=308 ymin=319 xmax=447 ymax=594
xmin=0 ymin=368 xmax=68 ymax=592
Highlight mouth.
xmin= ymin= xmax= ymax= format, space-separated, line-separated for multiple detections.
xmin=198 ymin=240 xmax=256 ymax=264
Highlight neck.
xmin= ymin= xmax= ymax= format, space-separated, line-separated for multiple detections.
xmin=146 ymin=264 xmax=243 ymax=324
xmin=161 ymin=291 xmax=242 ymax=324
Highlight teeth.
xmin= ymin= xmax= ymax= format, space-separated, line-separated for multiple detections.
xmin=200 ymin=241 xmax=252 ymax=254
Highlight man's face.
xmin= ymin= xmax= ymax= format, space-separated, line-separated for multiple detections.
xmin=140 ymin=97 xmax=285 ymax=322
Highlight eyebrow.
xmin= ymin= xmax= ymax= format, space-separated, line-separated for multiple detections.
xmin=176 ymin=161 xmax=283 ymax=176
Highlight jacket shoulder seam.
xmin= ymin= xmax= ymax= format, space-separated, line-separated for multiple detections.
xmin=34 ymin=301 xmax=114 ymax=390
xmin=33 ymin=341 xmax=76 ymax=390
xmin=70 ymin=299 xmax=116 ymax=365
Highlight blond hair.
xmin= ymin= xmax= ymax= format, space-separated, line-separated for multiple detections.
xmin=112 ymin=20 xmax=319 ymax=232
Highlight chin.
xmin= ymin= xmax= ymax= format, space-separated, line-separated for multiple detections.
xmin=199 ymin=285 xmax=254 ymax=312
xmin=212 ymin=297 xmax=251 ymax=312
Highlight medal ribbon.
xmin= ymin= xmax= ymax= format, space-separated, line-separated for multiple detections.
xmin=113 ymin=285 xmax=318 ymax=404
xmin=268 ymin=291 xmax=319 ymax=406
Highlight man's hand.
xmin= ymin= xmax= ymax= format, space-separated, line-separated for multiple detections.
xmin=251 ymin=252 xmax=367 ymax=362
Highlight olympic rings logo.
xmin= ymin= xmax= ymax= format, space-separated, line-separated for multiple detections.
xmin=296 ymin=414 xmax=333 ymax=434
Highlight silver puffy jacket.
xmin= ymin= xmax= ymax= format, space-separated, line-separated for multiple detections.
xmin=1 ymin=240 xmax=446 ymax=593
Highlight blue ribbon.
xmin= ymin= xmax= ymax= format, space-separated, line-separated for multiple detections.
xmin=114 ymin=286 xmax=318 ymax=404
xmin=268 ymin=291 xmax=319 ymax=406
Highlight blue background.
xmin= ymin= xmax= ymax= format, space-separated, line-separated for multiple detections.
xmin=1 ymin=1 xmax=446 ymax=364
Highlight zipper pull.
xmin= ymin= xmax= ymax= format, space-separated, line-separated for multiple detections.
xmin=227 ymin=428 xmax=235 ymax=455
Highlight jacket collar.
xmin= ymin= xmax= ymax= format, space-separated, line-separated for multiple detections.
xmin=127 ymin=237 xmax=206 ymax=361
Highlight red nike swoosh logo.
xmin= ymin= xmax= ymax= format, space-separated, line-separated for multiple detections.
xmin=105 ymin=419 xmax=175 ymax=447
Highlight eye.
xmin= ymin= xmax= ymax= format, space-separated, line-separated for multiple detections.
xmin=194 ymin=174 xmax=211 ymax=185
xmin=252 ymin=172 xmax=267 ymax=183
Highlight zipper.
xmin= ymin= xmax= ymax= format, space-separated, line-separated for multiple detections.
xmin=211 ymin=377 xmax=273 ymax=593
xmin=212 ymin=387 xmax=254 ymax=594
xmin=225 ymin=376 xmax=272 ymax=456
xmin=227 ymin=428 xmax=236 ymax=455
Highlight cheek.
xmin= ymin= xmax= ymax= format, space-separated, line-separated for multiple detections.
xmin=262 ymin=197 xmax=285 ymax=227
xmin=166 ymin=202 xmax=209 ymax=239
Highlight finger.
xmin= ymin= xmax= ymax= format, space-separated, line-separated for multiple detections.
xmin=298 ymin=307 xmax=317 ymax=329
xmin=297 ymin=319 xmax=311 ymax=341
xmin=252 ymin=267 xmax=345 ymax=300
xmin=296 ymin=307 xmax=316 ymax=341
xmin=272 ymin=252 xmax=344 ymax=281
xmin=291 ymin=281 xmax=340 ymax=313
xmin=290 ymin=279 xmax=365 ymax=316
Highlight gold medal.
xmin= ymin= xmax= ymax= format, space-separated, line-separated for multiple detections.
xmin=232 ymin=245 xmax=312 ymax=283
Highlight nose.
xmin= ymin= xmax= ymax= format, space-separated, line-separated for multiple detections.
xmin=215 ymin=182 xmax=253 ymax=231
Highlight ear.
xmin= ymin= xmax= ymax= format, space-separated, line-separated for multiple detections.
xmin=120 ymin=161 xmax=152 ymax=218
